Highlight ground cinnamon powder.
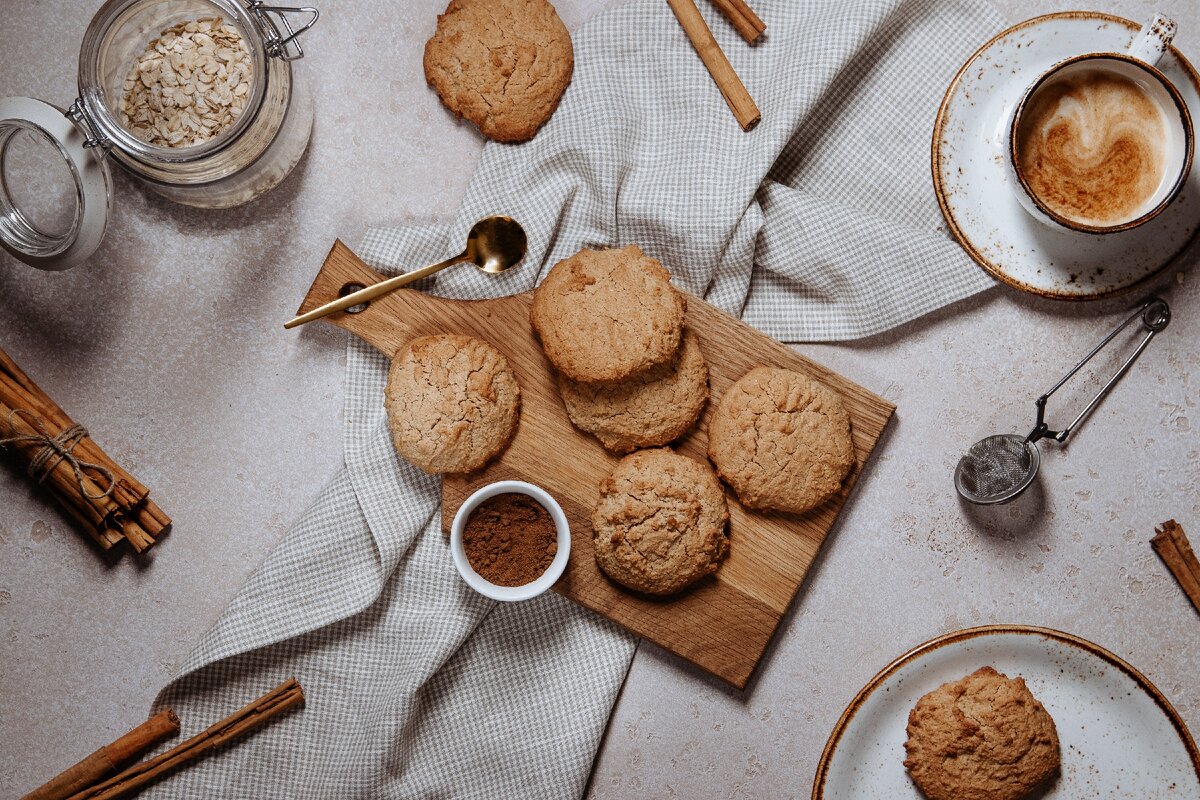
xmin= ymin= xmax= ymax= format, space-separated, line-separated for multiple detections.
xmin=463 ymin=493 xmax=558 ymax=586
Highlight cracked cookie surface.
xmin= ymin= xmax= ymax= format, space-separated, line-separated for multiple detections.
xmin=707 ymin=366 xmax=853 ymax=514
xmin=423 ymin=0 xmax=574 ymax=143
xmin=559 ymin=328 xmax=708 ymax=453
xmin=904 ymin=666 xmax=1061 ymax=800
xmin=531 ymin=244 xmax=686 ymax=384
xmin=385 ymin=334 xmax=520 ymax=475
xmin=591 ymin=448 xmax=729 ymax=596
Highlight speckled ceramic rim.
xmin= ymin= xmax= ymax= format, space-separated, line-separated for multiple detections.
xmin=931 ymin=11 xmax=1200 ymax=301
xmin=811 ymin=624 xmax=1200 ymax=798
xmin=1009 ymin=52 xmax=1194 ymax=235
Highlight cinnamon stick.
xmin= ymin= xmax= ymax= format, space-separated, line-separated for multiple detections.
xmin=1151 ymin=519 xmax=1200 ymax=616
xmin=65 ymin=680 xmax=305 ymax=800
xmin=22 ymin=710 xmax=180 ymax=800
xmin=710 ymin=0 xmax=765 ymax=43
xmin=666 ymin=0 xmax=761 ymax=130
xmin=0 ymin=344 xmax=170 ymax=553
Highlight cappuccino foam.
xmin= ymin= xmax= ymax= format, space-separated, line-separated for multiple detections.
xmin=1016 ymin=69 xmax=1168 ymax=227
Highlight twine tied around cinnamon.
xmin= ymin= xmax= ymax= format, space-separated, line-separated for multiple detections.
xmin=0 ymin=408 xmax=115 ymax=500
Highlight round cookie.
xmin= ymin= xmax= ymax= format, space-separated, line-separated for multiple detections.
xmin=904 ymin=666 xmax=1061 ymax=800
xmin=706 ymin=366 xmax=853 ymax=514
xmin=559 ymin=329 xmax=709 ymax=453
xmin=591 ymin=448 xmax=729 ymax=596
xmin=423 ymin=0 xmax=574 ymax=143
xmin=384 ymin=334 xmax=520 ymax=475
xmin=531 ymin=244 xmax=686 ymax=384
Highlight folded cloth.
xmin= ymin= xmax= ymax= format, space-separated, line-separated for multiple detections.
xmin=146 ymin=1 xmax=1001 ymax=797
xmin=420 ymin=0 xmax=1000 ymax=338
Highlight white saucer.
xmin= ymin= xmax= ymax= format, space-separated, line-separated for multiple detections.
xmin=813 ymin=625 xmax=1200 ymax=798
xmin=933 ymin=12 xmax=1200 ymax=300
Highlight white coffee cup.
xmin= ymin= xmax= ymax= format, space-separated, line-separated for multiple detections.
xmin=1007 ymin=15 xmax=1194 ymax=234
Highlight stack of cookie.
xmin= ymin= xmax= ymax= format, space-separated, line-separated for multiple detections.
xmin=531 ymin=244 xmax=858 ymax=597
xmin=531 ymin=244 xmax=726 ymax=596
xmin=532 ymin=244 xmax=710 ymax=455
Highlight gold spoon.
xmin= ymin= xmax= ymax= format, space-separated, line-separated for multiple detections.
xmin=284 ymin=216 xmax=528 ymax=329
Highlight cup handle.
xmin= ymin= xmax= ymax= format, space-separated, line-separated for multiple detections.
xmin=1128 ymin=14 xmax=1177 ymax=67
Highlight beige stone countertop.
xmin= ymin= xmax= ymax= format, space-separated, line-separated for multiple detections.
xmin=2 ymin=0 xmax=1198 ymax=797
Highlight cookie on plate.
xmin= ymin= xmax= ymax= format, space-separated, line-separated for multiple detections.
xmin=423 ymin=0 xmax=574 ymax=143
xmin=531 ymin=244 xmax=686 ymax=384
xmin=591 ymin=448 xmax=729 ymax=596
xmin=384 ymin=334 xmax=520 ymax=474
xmin=706 ymin=366 xmax=853 ymax=514
xmin=559 ymin=328 xmax=708 ymax=453
xmin=904 ymin=666 xmax=1061 ymax=800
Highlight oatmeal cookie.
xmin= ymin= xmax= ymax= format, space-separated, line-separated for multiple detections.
xmin=591 ymin=448 xmax=729 ymax=595
xmin=531 ymin=244 xmax=686 ymax=384
xmin=706 ymin=366 xmax=853 ymax=514
xmin=904 ymin=666 xmax=1061 ymax=800
xmin=559 ymin=328 xmax=708 ymax=453
xmin=384 ymin=334 xmax=520 ymax=474
xmin=423 ymin=0 xmax=574 ymax=142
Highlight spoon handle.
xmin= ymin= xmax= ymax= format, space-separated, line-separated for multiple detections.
xmin=284 ymin=250 xmax=469 ymax=329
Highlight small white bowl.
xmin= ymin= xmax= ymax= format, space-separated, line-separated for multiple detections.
xmin=449 ymin=480 xmax=571 ymax=602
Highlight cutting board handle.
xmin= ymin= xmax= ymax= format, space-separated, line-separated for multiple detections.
xmin=295 ymin=240 xmax=465 ymax=356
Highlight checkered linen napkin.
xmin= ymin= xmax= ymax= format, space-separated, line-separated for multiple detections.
xmin=144 ymin=1 xmax=1000 ymax=797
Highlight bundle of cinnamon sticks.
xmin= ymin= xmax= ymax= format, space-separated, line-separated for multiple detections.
xmin=0 ymin=345 xmax=169 ymax=553
xmin=23 ymin=679 xmax=304 ymax=800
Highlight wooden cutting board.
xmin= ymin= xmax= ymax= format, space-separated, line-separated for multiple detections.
xmin=298 ymin=241 xmax=895 ymax=689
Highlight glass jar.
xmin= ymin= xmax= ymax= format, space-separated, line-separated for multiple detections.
xmin=0 ymin=0 xmax=317 ymax=270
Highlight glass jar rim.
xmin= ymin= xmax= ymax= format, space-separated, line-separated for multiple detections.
xmin=0 ymin=97 xmax=112 ymax=270
xmin=75 ymin=0 xmax=271 ymax=164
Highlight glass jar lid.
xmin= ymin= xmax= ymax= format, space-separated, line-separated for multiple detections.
xmin=0 ymin=97 xmax=111 ymax=271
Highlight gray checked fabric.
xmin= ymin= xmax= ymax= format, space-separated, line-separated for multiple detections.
xmin=145 ymin=1 xmax=1001 ymax=798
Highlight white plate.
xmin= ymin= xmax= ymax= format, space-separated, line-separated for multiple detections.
xmin=932 ymin=13 xmax=1200 ymax=300
xmin=813 ymin=625 xmax=1200 ymax=798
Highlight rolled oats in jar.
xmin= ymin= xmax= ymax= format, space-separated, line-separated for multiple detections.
xmin=120 ymin=16 xmax=255 ymax=148
xmin=0 ymin=0 xmax=318 ymax=271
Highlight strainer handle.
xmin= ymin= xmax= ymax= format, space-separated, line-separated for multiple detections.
xmin=1028 ymin=298 xmax=1170 ymax=444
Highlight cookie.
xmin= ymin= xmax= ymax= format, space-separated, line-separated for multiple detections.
xmin=384 ymin=334 xmax=520 ymax=474
xmin=531 ymin=245 xmax=686 ymax=384
xmin=904 ymin=666 xmax=1061 ymax=800
xmin=423 ymin=0 xmax=574 ymax=143
xmin=559 ymin=329 xmax=708 ymax=453
xmin=706 ymin=366 xmax=853 ymax=514
xmin=591 ymin=448 xmax=729 ymax=596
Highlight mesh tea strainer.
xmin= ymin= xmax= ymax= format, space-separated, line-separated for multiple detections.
xmin=955 ymin=298 xmax=1171 ymax=505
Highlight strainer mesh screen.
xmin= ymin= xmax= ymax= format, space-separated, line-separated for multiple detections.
xmin=957 ymin=434 xmax=1033 ymax=500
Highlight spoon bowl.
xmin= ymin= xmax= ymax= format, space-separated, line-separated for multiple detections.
xmin=469 ymin=216 xmax=527 ymax=274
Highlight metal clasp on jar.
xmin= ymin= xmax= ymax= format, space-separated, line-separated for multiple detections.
xmin=248 ymin=1 xmax=319 ymax=61
xmin=65 ymin=98 xmax=111 ymax=157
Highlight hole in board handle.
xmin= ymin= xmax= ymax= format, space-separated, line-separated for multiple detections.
xmin=338 ymin=282 xmax=367 ymax=314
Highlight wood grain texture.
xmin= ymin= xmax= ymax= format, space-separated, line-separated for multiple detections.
xmin=298 ymin=240 xmax=895 ymax=688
